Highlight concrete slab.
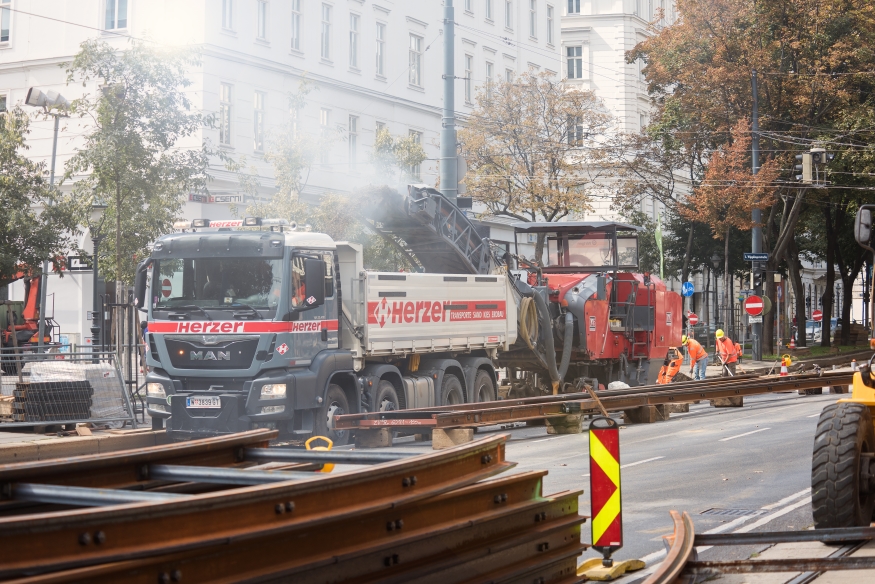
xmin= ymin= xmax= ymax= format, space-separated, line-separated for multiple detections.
xmin=545 ymin=414 xmax=584 ymax=434
xmin=432 ymin=428 xmax=474 ymax=450
xmin=354 ymin=428 xmax=393 ymax=449
xmin=711 ymin=396 xmax=744 ymax=407
xmin=622 ymin=405 xmax=668 ymax=424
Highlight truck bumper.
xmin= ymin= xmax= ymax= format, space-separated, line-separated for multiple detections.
xmin=167 ymin=393 xmax=254 ymax=440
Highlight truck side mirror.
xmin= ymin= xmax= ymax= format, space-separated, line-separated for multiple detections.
xmin=302 ymin=258 xmax=326 ymax=309
xmin=133 ymin=259 xmax=152 ymax=308
xmin=855 ymin=206 xmax=875 ymax=252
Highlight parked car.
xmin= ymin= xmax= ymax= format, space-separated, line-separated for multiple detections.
xmin=691 ymin=323 xmax=720 ymax=345
xmin=805 ymin=318 xmax=840 ymax=343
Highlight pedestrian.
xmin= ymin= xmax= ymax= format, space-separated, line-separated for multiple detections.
xmin=715 ymin=329 xmax=739 ymax=376
xmin=682 ymin=334 xmax=708 ymax=381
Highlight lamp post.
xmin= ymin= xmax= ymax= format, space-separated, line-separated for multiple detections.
xmin=89 ymin=202 xmax=107 ymax=356
xmin=711 ymin=253 xmax=722 ymax=329
xmin=25 ymin=88 xmax=69 ymax=353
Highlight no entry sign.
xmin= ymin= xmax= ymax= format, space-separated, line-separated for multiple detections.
xmin=162 ymin=279 xmax=172 ymax=298
xmin=812 ymin=309 xmax=823 ymax=322
xmin=688 ymin=312 xmax=699 ymax=326
xmin=744 ymin=296 xmax=764 ymax=316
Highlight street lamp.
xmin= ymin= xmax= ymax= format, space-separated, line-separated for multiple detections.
xmin=25 ymin=87 xmax=69 ymax=353
xmin=89 ymin=201 xmax=108 ymax=356
xmin=711 ymin=253 xmax=721 ymax=326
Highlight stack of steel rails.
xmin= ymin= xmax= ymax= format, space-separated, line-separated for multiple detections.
xmin=0 ymin=429 xmax=587 ymax=583
xmin=335 ymin=371 xmax=855 ymax=432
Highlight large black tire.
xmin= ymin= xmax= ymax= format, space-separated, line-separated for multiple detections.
xmin=314 ymin=384 xmax=351 ymax=446
xmin=440 ymin=374 xmax=465 ymax=406
xmin=374 ymin=380 xmax=401 ymax=412
xmin=812 ymin=402 xmax=875 ymax=528
xmin=472 ymin=370 xmax=496 ymax=403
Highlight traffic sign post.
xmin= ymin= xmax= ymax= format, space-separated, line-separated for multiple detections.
xmin=812 ymin=310 xmax=823 ymax=322
xmin=744 ymin=296 xmax=764 ymax=316
xmin=590 ymin=416 xmax=622 ymax=563
xmin=688 ymin=312 xmax=699 ymax=326
xmin=681 ymin=282 xmax=694 ymax=297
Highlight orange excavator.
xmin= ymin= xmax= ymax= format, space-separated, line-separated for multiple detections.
xmin=1 ymin=273 xmax=52 ymax=350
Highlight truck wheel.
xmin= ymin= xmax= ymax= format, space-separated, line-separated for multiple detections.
xmin=812 ymin=402 xmax=875 ymax=528
xmin=440 ymin=374 xmax=464 ymax=406
xmin=315 ymin=384 xmax=351 ymax=446
xmin=375 ymin=380 xmax=401 ymax=412
xmin=473 ymin=370 xmax=496 ymax=403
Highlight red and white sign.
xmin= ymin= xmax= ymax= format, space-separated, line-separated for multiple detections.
xmin=744 ymin=296 xmax=764 ymax=316
xmin=812 ymin=309 xmax=823 ymax=322
xmin=688 ymin=312 xmax=699 ymax=326
xmin=276 ymin=343 xmax=289 ymax=355
xmin=367 ymin=299 xmax=507 ymax=328
xmin=162 ymin=279 xmax=172 ymax=298
xmin=148 ymin=320 xmax=338 ymax=334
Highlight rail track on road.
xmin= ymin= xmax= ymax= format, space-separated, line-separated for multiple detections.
xmin=334 ymin=371 xmax=854 ymax=432
xmin=646 ymin=510 xmax=875 ymax=583
xmin=0 ymin=429 xmax=588 ymax=583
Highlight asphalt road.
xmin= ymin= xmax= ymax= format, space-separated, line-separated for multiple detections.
xmin=374 ymin=388 xmax=845 ymax=582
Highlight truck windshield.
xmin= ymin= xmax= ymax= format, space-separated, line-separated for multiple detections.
xmin=152 ymin=258 xmax=283 ymax=316
xmin=546 ymin=234 xmax=638 ymax=269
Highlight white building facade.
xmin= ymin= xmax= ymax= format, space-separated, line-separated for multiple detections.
xmin=1 ymin=0 xmax=561 ymax=347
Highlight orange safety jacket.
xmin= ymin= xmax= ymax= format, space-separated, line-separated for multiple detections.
xmin=685 ymin=338 xmax=707 ymax=363
xmin=716 ymin=337 xmax=739 ymax=364
xmin=657 ymin=349 xmax=682 ymax=384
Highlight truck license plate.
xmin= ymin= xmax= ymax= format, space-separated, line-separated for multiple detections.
xmin=186 ymin=396 xmax=221 ymax=408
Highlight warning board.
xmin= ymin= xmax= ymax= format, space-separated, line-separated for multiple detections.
xmin=590 ymin=416 xmax=622 ymax=555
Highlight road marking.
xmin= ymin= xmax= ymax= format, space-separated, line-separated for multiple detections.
xmin=807 ymin=413 xmax=821 ymax=418
xmin=718 ymin=428 xmax=770 ymax=442
xmin=621 ymin=456 xmax=664 ymax=469
xmin=530 ymin=437 xmax=560 ymax=444
xmin=761 ymin=487 xmax=810 ymax=510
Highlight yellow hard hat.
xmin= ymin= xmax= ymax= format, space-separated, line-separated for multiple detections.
xmin=715 ymin=329 xmax=724 ymax=338
xmin=681 ymin=335 xmax=688 ymax=344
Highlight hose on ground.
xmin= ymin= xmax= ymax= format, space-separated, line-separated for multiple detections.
xmin=518 ymin=297 xmax=539 ymax=350
xmin=556 ymin=311 xmax=574 ymax=389
xmin=532 ymin=292 xmax=561 ymax=392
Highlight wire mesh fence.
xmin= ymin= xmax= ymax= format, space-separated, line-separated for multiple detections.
xmin=0 ymin=350 xmax=137 ymax=428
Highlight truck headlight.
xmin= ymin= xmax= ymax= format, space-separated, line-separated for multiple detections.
xmin=260 ymin=384 xmax=286 ymax=400
xmin=147 ymin=383 xmax=166 ymax=399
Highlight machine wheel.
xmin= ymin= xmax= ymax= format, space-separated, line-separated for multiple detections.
xmin=375 ymin=380 xmax=401 ymax=412
xmin=314 ymin=384 xmax=351 ymax=446
xmin=440 ymin=374 xmax=465 ymax=406
xmin=473 ymin=370 xmax=496 ymax=403
xmin=812 ymin=403 xmax=875 ymax=528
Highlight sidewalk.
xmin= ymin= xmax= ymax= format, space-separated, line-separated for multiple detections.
xmin=697 ymin=349 xmax=871 ymax=378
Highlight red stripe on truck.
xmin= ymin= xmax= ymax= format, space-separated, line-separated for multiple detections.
xmin=148 ymin=320 xmax=338 ymax=334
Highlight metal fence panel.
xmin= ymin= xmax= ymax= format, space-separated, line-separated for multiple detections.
xmin=0 ymin=350 xmax=136 ymax=428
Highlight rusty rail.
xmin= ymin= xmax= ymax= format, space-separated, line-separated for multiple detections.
xmin=335 ymin=371 xmax=854 ymax=430
xmin=644 ymin=510 xmax=696 ymax=584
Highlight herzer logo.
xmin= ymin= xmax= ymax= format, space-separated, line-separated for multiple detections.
xmin=190 ymin=351 xmax=231 ymax=361
xmin=368 ymin=299 xmax=507 ymax=328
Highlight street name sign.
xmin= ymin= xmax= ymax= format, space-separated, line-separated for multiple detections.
xmin=748 ymin=315 xmax=763 ymax=324
xmin=744 ymin=253 xmax=769 ymax=262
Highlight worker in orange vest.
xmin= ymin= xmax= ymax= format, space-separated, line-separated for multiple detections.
xmin=657 ymin=347 xmax=683 ymax=384
xmin=682 ymin=334 xmax=708 ymax=380
xmin=715 ymin=329 xmax=739 ymax=376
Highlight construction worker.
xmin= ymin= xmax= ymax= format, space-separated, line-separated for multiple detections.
xmin=657 ymin=347 xmax=683 ymax=384
xmin=715 ymin=329 xmax=739 ymax=376
xmin=682 ymin=334 xmax=708 ymax=381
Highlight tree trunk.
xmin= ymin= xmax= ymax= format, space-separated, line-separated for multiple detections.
xmin=704 ymin=267 xmax=710 ymax=351
xmin=681 ymin=222 xmax=694 ymax=283
xmin=786 ymin=240 xmax=807 ymax=347
xmin=763 ymin=271 xmax=775 ymax=355
xmin=115 ymin=184 xmax=123 ymax=304
xmin=842 ymin=282 xmax=854 ymax=346
xmin=724 ymin=229 xmax=730 ymax=331
xmin=821 ymin=206 xmax=836 ymax=347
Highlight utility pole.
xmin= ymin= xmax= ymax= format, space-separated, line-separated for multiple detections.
xmin=751 ymin=70 xmax=763 ymax=360
xmin=37 ymin=113 xmax=61 ymax=353
xmin=440 ymin=0 xmax=458 ymax=204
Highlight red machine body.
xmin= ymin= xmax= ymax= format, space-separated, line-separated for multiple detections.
xmin=1 ymin=274 xmax=51 ymax=349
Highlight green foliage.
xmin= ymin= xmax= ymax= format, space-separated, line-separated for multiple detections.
xmin=371 ymin=127 xmax=426 ymax=181
xmin=64 ymin=40 xmax=214 ymax=285
xmin=0 ymin=108 xmax=81 ymax=287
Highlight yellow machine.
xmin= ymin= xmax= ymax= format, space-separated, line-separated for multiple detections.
xmin=812 ymin=205 xmax=875 ymax=528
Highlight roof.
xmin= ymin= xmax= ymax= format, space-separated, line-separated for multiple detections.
xmin=509 ymin=221 xmax=642 ymax=233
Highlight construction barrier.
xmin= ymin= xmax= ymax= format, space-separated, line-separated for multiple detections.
xmin=590 ymin=416 xmax=623 ymax=559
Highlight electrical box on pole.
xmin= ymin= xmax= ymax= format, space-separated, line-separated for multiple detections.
xmin=795 ymin=153 xmax=813 ymax=183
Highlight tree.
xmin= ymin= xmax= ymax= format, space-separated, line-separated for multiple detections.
xmin=64 ymin=40 xmax=214 ymax=295
xmin=0 ymin=107 xmax=80 ymax=288
xmin=459 ymin=71 xmax=612 ymax=262
xmin=371 ymin=127 xmax=426 ymax=184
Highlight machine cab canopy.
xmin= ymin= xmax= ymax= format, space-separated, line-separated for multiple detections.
xmin=511 ymin=221 xmax=641 ymax=273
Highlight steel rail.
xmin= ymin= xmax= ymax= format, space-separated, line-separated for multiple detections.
xmin=695 ymin=526 xmax=875 ymax=546
xmin=146 ymin=464 xmax=320 ymax=486
xmin=685 ymin=556 xmax=875 ymax=574
xmin=643 ymin=510 xmax=696 ymax=584
xmin=244 ymin=448 xmax=417 ymax=465
xmin=335 ymin=372 xmax=854 ymax=429
xmin=0 ymin=435 xmax=513 ymax=579
xmin=11 ymin=483 xmax=190 ymax=507
xmin=11 ymin=473 xmax=582 ymax=583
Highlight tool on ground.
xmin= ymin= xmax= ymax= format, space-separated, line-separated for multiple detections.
xmin=305 ymin=435 xmax=335 ymax=473
xmin=590 ymin=416 xmax=623 ymax=566
xmin=780 ymin=354 xmax=792 ymax=376
xmin=578 ymin=378 xmax=609 ymax=418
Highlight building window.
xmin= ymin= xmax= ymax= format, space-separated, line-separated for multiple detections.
xmin=221 ymin=0 xmax=233 ymax=30
xmin=321 ymin=3 xmax=332 ymax=60
xmin=464 ymin=54 xmax=474 ymax=104
xmin=486 ymin=0 xmax=493 ymax=20
xmin=567 ymin=0 xmax=580 ymax=14
xmin=291 ymin=0 xmax=301 ymax=50
xmin=546 ymin=5 xmax=554 ymax=44
xmin=375 ymin=22 xmax=386 ymax=76
xmin=505 ymin=68 xmax=514 ymax=82
xmin=409 ymin=130 xmax=422 ymax=179
xmin=256 ymin=1 xmax=268 ymax=40
xmin=409 ymin=34 xmax=423 ymax=87
xmin=529 ymin=0 xmax=537 ymax=38
xmin=220 ymin=83 xmax=233 ymax=146
xmin=349 ymin=13 xmax=359 ymax=68
xmin=105 ymin=0 xmax=128 ymax=30
xmin=568 ymin=116 xmax=583 ymax=144
xmin=0 ymin=0 xmax=10 ymax=43
xmin=320 ymin=108 xmax=330 ymax=163
xmin=0 ymin=93 xmax=7 ymax=112
xmin=253 ymin=91 xmax=265 ymax=152
xmin=465 ymin=0 xmax=473 ymax=12
xmin=349 ymin=115 xmax=358 ymax=169
xmin=375 ymin=120 xmax=386 ymax=136
xmin=505 ymin=1 xmax=512 ymax=28
xmin=566 ymin=46 xmax=583 ymax=79
xmin=485 ymin=61 xmax=494 ymax=99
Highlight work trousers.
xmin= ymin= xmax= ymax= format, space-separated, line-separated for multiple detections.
xmin=721 ymin=361 xmax=737 ymax=377
xmin=692 ymin=358 xmax=708 ymax=381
